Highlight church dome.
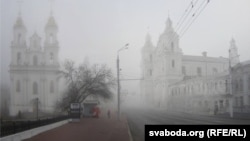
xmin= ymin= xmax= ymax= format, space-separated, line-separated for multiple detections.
xmin=14 ymin=16 xmax=26 ymax=30
xmin=45 ymin=15 xmax=58 ymax=31
xmin=165 ymin=17 xmax=172 ymax=28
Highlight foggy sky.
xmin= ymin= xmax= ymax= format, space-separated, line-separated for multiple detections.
xmin=1 ymin=0 xmax=250 ymax=95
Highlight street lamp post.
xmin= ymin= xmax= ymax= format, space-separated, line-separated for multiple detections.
xmin=117 ymin=43 xmax=129 ymax=120
xmin=228 ymin=49 xmax=233 ymax=118
xmin=36 ymin=97 xmax=39 ymax=120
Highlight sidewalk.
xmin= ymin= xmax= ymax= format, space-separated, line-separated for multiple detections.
xmin=22 ymin=115 xmax=132 ymax=141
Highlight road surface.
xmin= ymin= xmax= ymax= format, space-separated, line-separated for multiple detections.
xmin=124 ymin=107 xmax=250 ymax=141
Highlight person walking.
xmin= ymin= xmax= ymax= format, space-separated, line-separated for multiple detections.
xmin=107 ymin=109 xmax=111 ymax=119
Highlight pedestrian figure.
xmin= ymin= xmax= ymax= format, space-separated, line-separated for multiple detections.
xmin=92 ymin=106 xmax=100 ymax=118
xmin=107 ymin=109 xmax=111 ymax=119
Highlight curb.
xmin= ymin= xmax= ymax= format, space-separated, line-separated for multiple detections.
xmin=0 ymin=119 xmax=69 ymax=141
xmin=127 ymin=122 xmax=134 ymax=141
xmin=125 ymin=117 xmax=133 ymax=141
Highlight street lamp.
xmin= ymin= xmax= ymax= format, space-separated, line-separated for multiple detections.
xmin=35 ymin=97 xmax=39 ymax=120
xmin=228 ymin=49 xmax=233 ymax=118
xmin=117 ymin=43 xmax=129 ymax=120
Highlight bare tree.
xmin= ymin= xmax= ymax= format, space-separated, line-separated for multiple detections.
xmin=56 ymin=60 xmax=116 ymax=112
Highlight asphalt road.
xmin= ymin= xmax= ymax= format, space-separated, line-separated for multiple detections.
xmin=124 ymin=107 xmax=250 ymax=141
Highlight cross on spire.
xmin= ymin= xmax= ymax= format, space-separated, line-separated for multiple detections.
xmin=147 ymin=26 xmax=150 ymax=33
xmin=49 ymin=0 xmax=55 ymax=15
xmin=17 ymin=0 xmax=23 ymax=16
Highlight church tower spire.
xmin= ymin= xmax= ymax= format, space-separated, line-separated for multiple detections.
xmin=229 ymin=38 xmax=240 ymax=67
xmin=157 ymin=17 xmax=180 ymax=54
xmin=141 ymin=33 xmax=154 ymax=78
xmin=44 ymin=14 xmax=58 ymax=45
xmin=144 ymin=32 xmax=153 ymax=48
xmin=10 ymin=1 xmax=27 ymax=66
xmin=13 ymin=2 xmax=27 ymax=47
xmin=140 ymin=33 xmax=154 ymax=105
xmin=44 ymin=2 xmax=59 ymax=66
xmin=44 ymin=0 xmax=58 ymax=46
xmin=165 ymin=17 xmax=173 ymax=30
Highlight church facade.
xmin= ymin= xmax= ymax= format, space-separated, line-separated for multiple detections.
xmin=9 ymin=12 xmax=60 ymax=116
xmin=140 ymin=17 xmax=240 ymax=112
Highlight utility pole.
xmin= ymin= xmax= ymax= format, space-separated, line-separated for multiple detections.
xmin=117 ymin=43 xmax=129 ymax=120
xmin=229 ymin=49 xmax=234 ymax=118
xmin=117 ymin=55 xmax=120 ymax=120
xmin=36 ymin=98 xmax=39 ymax=120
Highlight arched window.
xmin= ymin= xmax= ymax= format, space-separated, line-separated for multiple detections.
xmin=213 ymin=68 xmax=218 ymax=75
xmin=225 ymin=80 xmax=229 ymax=93
xmin=49 ymin=33 xmax=53 ymax=44
xmin=33 ymin=55 xmax=38 ymax=65
xmin=50 ymin=81 xmax=54 ymax=93
xmin=215 ymin=82 xmax=218 ymax=91
xmin=16 ymin=80 xmax=20 ymax=92
xmin=150 ymin=54 xmax=152 ymax=63
xmin=226 ymin=99 xmax=229 ymax=107
xmin=234 ymin=98 xmax=238 ymax=107
xmin=197 ymin=67 xmax=202 ymax=76
xmin=50 ymin=52 xmax=54 ymax=62
xmin=171 ymin=42 xmax=174 ymax=52
xmin=182 ymin=66 xmax=186 ymax=75
xmin=239 ymin=78 xmax=243 ymax=92
xmin=33 ymin=39 xmax=38 ymax=47
xmin=33 ymin=82 xmax=38 ymax=95
xmin=220 ymin=81 xmax=223 ymax=87
xmin=17 ymin=52 xmax=21 ymax=65
xmin=18 ymin=33 xmax=21 ymax=43
xmin=149 ymin=69 xmax=152 ymax=76
xmin=172 ymin=60 xmax=175 ymax=68
xmin=240 ymin=96 xmax=244 ymax=107
xmin=235 ymin=79 xmax=239 ymax=92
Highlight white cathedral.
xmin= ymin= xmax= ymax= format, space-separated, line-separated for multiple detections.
xmin=140 ymin=17 xmax=240 ymax=111
xmin=9 ymin=12 xmax=60 ymax=116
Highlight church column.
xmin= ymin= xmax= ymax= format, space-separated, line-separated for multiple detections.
xmin=27 ymin=78 xmax=32 ymax=112
xmin=24 ymin=77 xmax=28 ymax=111
xmin=41 ymin=77 xmax=46 ymax=112
xmin=10 ymin=77 xmax=16 ymax=116
xmin=56 ymin=77 xmax=59 ymax=104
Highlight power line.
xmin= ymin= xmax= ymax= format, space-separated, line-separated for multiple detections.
xmin=160 ymin=0 xmax=211 ymax=48
xmin=120 ymin=78 xmax=143 ymax=81
xmin=158 ymin=0 xmax=199 ymax=46
xmin=177 ymin=0 xmax=210 ymax=37
xmin=179 ymin=0 xmax=211 ymax=38
xmin=120 ymin=73 xmax=143 ymax=81
xmin=177 ymin=0 xmax=204 ymax=36
xmin=176 ymin=0 xmax=199 ymax=32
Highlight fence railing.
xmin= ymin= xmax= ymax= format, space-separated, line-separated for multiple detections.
xmin=0 ymin=115 xmax=69 ymax=137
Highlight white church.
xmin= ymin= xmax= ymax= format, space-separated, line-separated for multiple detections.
xmin=9 ymin=11 xmax=60 ymax=116
xmin=140 ymin=17 xmax=240 ymax=112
